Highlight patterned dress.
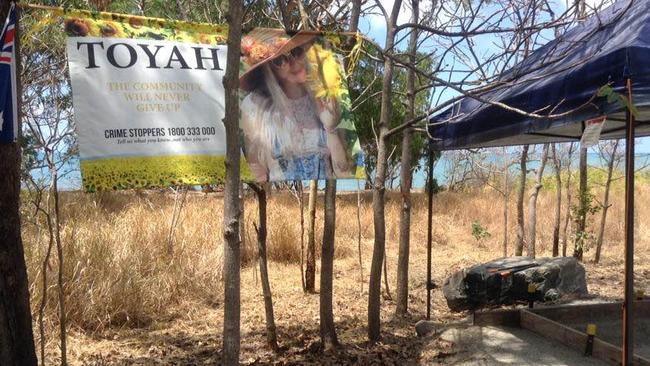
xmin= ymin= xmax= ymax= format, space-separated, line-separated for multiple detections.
xmin=271 ymin=94 xmax=329 ymax=181
xmin=240 ymin=92 xmax=330 ymax=182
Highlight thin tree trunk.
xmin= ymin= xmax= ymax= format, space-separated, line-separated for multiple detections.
xmin=0 ymin=4 xmax=38 ymax=363
xmin=275 ymin=0 xmax=292 ymax=30
xmin=222 ymin=0 xmax=243 ymax=363
xmin=551 ymin=144 xmax=562 ymax=257
xmin=300 ymin=0 xmax=318 ymax=296
xmin=349 ymin=0 xmax=362 ymax=38
xmin=175 ymin=0 xmax=189 ymax=20
xmin=502 ymin=147 xmax=509 ymax=257
xmin=594 ymin=196 xmax=611 ymax=264
xmin=573 ymin=146 xmax=588 ymax=261
xmin=317 ymin=0 xmax=362 ymax=347
xmin=357 ymin=181 xmax=363 ymax=292
xmin=39 ymin=205 xmax=55 ymax=366
xmin=305 ymin=180 xmax=317 ymax=293
xmin=561 ymin=143 xmax=575 ymax=256
xmin=49 ymin=167 xmax=67 ymax=366
xmin=251 ymin=185 xmax=279 ymax=352
xmin=396 ymin=0 xmax=418 ymax=316
xmin=383 ymin=251 xmax=392 ymax=300
xmin=369 ymin=134 xmax=388 ymax=342
xmin=298 ymin=182 xmax=306 ymax=292
xmin=369 ymin=0 xmax=402 ymax=342
xmin=595 ymin=140 xmax=619 ymax=263
xmin=167 ymin=186 xmax=188 ymax=257
xmin=320 ymin=179 xmax=338 ymax=349
xmin=515 ymin=145 xmax=529 ymax=256
xmin=240 ymin=181 xmax=246 ymax=259
xmin=347 ymin=0 xmax=362 ymax=295
xmin=527 ymin=144 xmax=549 ymax=258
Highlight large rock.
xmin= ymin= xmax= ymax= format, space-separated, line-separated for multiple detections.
xmin=414 ymin=320 xmax=438 ymax=337
xmin=443 ymin=256 xmax=588 ymax=311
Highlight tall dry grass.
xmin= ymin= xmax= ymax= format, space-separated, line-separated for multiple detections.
xmin=20 ymin=182 xmax=650 ymax=337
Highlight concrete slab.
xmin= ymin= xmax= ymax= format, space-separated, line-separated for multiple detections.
xmin=439 ymin=325 xmax=608 ymax=365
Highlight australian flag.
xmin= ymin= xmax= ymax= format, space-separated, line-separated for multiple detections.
xmin=0 ymin=3 xmax=17 ymax=143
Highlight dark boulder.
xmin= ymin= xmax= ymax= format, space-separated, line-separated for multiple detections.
xmin=442 ymin=256 xmax=588 ymax=311
xmin=414 ymin=320 xmax=438 ymax=337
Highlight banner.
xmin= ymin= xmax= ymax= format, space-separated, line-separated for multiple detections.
xmin=580 ymin=116 xmax=606 ymax=148
xmin=239 ymin=28 xmax=364 ymax=182
xmin=65 ymin=11 xmax=242 ymax=191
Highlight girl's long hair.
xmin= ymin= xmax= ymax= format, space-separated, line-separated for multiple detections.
xmin=242 ymin=61 xmax=318 ymax=163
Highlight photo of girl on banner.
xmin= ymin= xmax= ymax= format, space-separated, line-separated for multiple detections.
xmin=239 ymin=28 xmax=364 ymax=182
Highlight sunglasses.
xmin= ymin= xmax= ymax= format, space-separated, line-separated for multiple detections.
xmin=271 ymin=47 xmax=306 ymax=68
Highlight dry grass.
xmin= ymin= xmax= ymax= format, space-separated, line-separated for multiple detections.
xmin=20 ymin=183 xmax=650 ymax=364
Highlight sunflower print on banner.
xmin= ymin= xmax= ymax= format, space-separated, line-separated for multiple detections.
xmin=81 ymin=155 xmax=251 ymax=192
xmin=306 ymin=39 xmax=365 ymax=179
xmin=61 ymin=8 xmax=228 ymax=43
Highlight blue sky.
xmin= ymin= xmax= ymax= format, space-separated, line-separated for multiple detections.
xmin=356 ymin=0 xmax=650 ymax=153
xmin=51 ymin=1 xmax=650 ymax=190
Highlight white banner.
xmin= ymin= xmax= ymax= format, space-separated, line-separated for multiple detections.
xmin=580 ymin=116 xmax=606 ymax=148
xmin=67 ymin=35 xmax=231 ymax=191
xmin=68 ymin=37 xmax=227 ymax=159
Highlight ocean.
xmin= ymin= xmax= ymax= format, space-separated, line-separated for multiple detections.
xmin=44 ymin=149 xmax=650 ymax=192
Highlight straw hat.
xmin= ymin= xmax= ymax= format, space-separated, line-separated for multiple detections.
xmin=239 ymin=28 xmax=316 ymax=92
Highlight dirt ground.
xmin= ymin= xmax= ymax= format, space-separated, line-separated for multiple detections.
xmin=62 ymin=238 xmax=650 ymax=365
xmin=31 ymin=190 xmax=650 ymax=365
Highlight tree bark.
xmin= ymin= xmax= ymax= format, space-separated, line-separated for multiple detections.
xmin=551 ymin=144 xmax=562 ymax=257
xmin=382 ymin=251 xmax=391 ymax=299
xmin=50 ymin=167 xmax=67 ymax=366
xmin=317 ymin=0 xmax=361 ymax=348
xmin=251 ymin=185 xmax=279 ymax=352
xmin=297 ymin=182 xmax=306 ymax=292
xmin=502 ymin=147 xmax=509 ymax=257
xmin=561 ymin=143 xmax=575 ymax=256
xmin=300 ymin=0 xmax=318 ymax=295
xmin=357 ymin=182 xmax=363 ymax=292
xmin=39 ymin=200 xmax=55 ymax=366
xmin=595 ymin=140 xmax=619 ymax=263
xmin=0 ymin=147 xmax=38 ymax=366
xmin=320 ymin=179 xmax=338 ymax=350
xmin=526 ymin=144 xmax=549 ymax=258
xmin=396 ymin=0 xmax=419 ymax=317
xmin=347 ymin=0 xmax=362 ymax=294
xmin=573 ymin=146 xmax=588 ymax=261
xmin=305 ymin=180 xmax=317 ymax=293
xmin=222 ymin=0 xmax=243 ymax=363
xmin=369 ymin=0 xmax=402 ymax=342
xmin=515 ymin=145 xmax=529 ymax=256
xmin=0 ymin=4 xmax=38 ymax=363
xmin=239 ymin=181 xmax=246 ymax=261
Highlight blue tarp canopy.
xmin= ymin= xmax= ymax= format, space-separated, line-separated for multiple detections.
xmin=429 ymin=0 xmax=650 ymax=150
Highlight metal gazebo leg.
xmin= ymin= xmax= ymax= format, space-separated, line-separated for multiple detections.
xmin=623 ymin=77 xmax=635 ymax=366
xmin=426 ymin=145 xmax=435 ymax=320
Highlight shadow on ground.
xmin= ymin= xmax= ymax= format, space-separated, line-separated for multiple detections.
xmin=77 ymin=309 xmax=453 ymax=365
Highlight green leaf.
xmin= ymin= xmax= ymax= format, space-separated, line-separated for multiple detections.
xmin=336 ymin=117 xmax=356 ymax=131
xmin=351 ymin=139 xmax=362 ymax=155
xmin=607 ymin=92 xmax=618 ymax=104
xmin=597 ymin=85 xmax=613 ymax=97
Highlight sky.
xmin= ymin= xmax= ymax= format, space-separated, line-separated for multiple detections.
xmin=45 ymin=0 xmax=650 ymax=190
xmin=356 ymin=0 xmax=650 ymax=154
